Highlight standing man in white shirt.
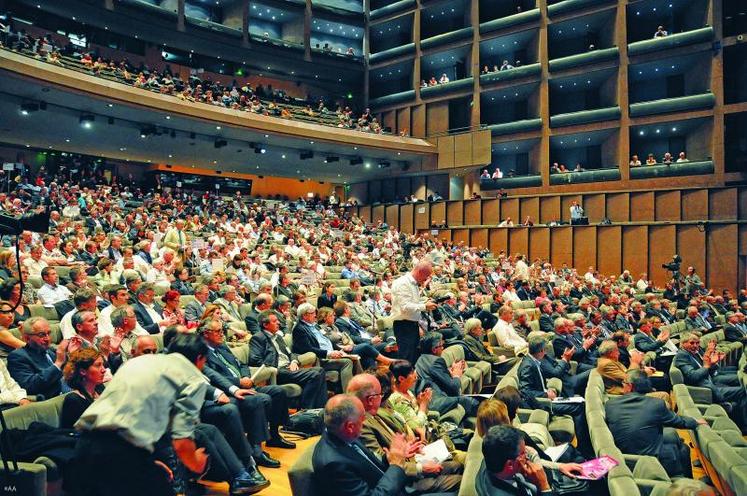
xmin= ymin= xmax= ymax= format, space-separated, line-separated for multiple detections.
xmin=491 ymin=305 xmax=528 ymax=355
xmin=391 ymin=260 xmax=437 ymax=365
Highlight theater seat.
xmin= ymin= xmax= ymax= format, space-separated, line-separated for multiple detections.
xmin=288 ymin=439 xmax=320 ymax=496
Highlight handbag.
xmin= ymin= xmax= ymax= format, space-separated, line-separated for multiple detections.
xmin=0 ymin=410 xmax=46 ymax=496
xmin=547 ymin=469 xmax=589 ymax=495
xmin=281 ymin=409 xmax=325 ymax=438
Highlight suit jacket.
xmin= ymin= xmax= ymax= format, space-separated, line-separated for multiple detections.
xmin=518 ymin=355 xmax=569 ymax=406
xmin=312 ymin=430 xmax=407 ymax=496
xmin=248 ymin=329 xmax=298 ymax=368
xmin=162 ymin=228 xmax=188 ymax=251
xmin=596 ymin=357 xmax=630 ymax=395
xmin=414 ymin=354 xmax=461 ymax=398
xmin=7 ymin=346 xmax=62 ymax=399
xmin=634 ymin=332 xmax=666 ymax=353
xmin=552 ymin=333 xmax=591 ymax=364
xmin=462 ymin=334 xmax=502 ymax=365
xmin=724 ymin=324 xmax=747 ymax=343
xmin=360 ymin=412 xmax=418 ymax=477
xmin=317 ymin=293 xmax=337 ymax=310
xmin=184 ymin=300 xmax=206 ymax=324
xmin=203 ymin=343 xmax=249 ymax=392
xmin=292 ymin=320 xmax=333 ymax=358
xmin=133 ymin=301 xmax=163 ymax=335
xmin=539 ymin=314 xmax=555 ymax=333
xmin=244 ymin=309 xmax=261 ymax=335
xmin=674 ymin=349 xmax=719 ymax=388
xmin=605 ymin=393 xmax=698 ymax=460
xmin=171 ymin=280 xmax=195 ymax=295
xmin=476 ymin=465 xmax=544 ymax=496
xmin=335 ymin=317 xmax=370 ymax=345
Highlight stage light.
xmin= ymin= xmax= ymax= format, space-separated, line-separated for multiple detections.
xmin=79 ymin=114 xmax=95 ymax=129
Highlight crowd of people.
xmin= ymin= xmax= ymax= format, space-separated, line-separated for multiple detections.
xmin=0 ymin=21 xmax=383 ymax=134
xmin=480 ymin=59 xmax=523 ymax=74
xmin=630 ymin=152 xmax=691 ymax=167
xmin=0 ymin=157 xmax=741 ymax=496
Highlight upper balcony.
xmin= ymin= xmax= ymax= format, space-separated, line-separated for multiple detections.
xmin=310 ymin=17 xmax=364 ymax=60
xmin=480 ymin=138 xmax=543 ymax=190
xmin=549 ymin=68 xmax=620 ymax=128
xmin=479 ymin=0 xmax=539 ymax=36
xmin=548 ymin=10 xmax=618 ymax=73
xmin=478 ymin=29 xmax=540 ymax=87
xmin=370 ymin=0 xmax=417 ymax=21
xmin=249 ymin=2 xmax=305 ymax=51
xmin=420 ymin=0 xmax=472 ymax=52
xmin=368 ymin=14 xmax=414 ymax=65
xmin=420 ymin=46 xmax=474 ymax=99
xmin=481 ymin=83 xmax=541 ymax=137
xmin=370 ymin=60 xmax=416 ymax=108
xmin=550 ymin=128 xmax=620 ymax=185
xmin=626 ymin=0 xmax=711 ymax=57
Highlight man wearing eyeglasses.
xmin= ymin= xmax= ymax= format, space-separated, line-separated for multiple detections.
xmin=8 ymin=316 xmax=68 ymax=399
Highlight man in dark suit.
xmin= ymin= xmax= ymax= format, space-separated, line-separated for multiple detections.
xmin=537 ymin=302 xmax=555 ymax=333
xmin=551 ymin=317 xmax=597 ymax=372
xmin=476 ymin=425 xmax=553 ymax=496
xmin=198 ymin=318 xmax=295 ymax=462
xmin=414 ymin=332 xmax=478 ymax=417
xmin=8 ymin=317 xmax=66 ymax=399
xmin=312 ymin=395 xmax=409 ymax=496
xmin=244 ymin=293 xmax=273 ymax=335
xmin=606 ymin=370 xmax=705 ymax=477
xmin=132 ymin=284 xmax=174 ymax=334
xmin=292 ymin=303 xmax=355 ymax=392
xmin=334 ymin=301 xmax=387 ymax=351
xmin=674 ymin=332 xmax=746 ymax=428
xmin=646 ymin=300 xmax=674 ymax=325
xmin=248 ymin=311 xmax=327 ymax=409
xmin=317 ymin=282 xmax=338 ymax=310
xmin=724 ymin=312 xmax=747 ymax=343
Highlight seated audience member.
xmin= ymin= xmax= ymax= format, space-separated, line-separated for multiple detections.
xmin=477 ymin=425 xmax=552 ymax=496
xmin=312 ymin=394 xmax=410 ymax=496
xmin=674 ymin=333 xmax=747 ymax=430
xmin=0 ymin=355 xmax=30 ymax=409
xmin=492 ymin=168 xmax=503 ymax=179
xmin=248 ymin=310 xmax=327 ymax=409
xmin=348 ymin=373 xmax=462 ymax=494
xmin=388 ymin=360 xmax=435 ymax=441
xmin=132 ymin=283 xmax=175 ymax=334
xmin=61 ymin=348 xmax=106 ymax=427
xmin=292 ymin=302 xmax=355 ymax=392
xmin=428 ymin=76 xmax=438 ymax=86
xmin=662 ymin=152 xmax=674 ymax=164
xmin=415 ymin=332 xmax=479 ymax=417
xmin=646 ymin=153 xmax=657 ymax=165
xmin=462 ymin=318 xmax=518 ymax=376
xmin=676 ymin=151 xmax=689 ymax=163
xmin=552 ymin=317 xmax=597 ymax=372
xmin=491 ymin=305 xmax=528 ymax=355
xmin=160 ymin=289 xmax=186 ymax=326
xmin=724 ymin=311 xmax=747 ymax=343
xmin=184 ymin=284 xmax=210 ymax=325
xmin=654 ymin=25 xmax=668 ymax=38
xmin=0 ymin=299 xmax=26 ymax=361
xmin=439 ymin=73 xmax=450 ymax=84
xmin=606 ymin=370 xmax=705 ymax=477
xmin=0 ymin=278 xmax=32 ymax=326
xmin=596 ymin=339 xmax=670 ymax=404
xmin=498 ymin=217 xmax=514 ymax=228
xmin=37 ymin=266 xmax=73 ymax=307
xmin=330 ymin=302 xmax=393 ymax=369
xmin=499 ymin=60 xmax=514 ymax=71
xmin=317 ymin=281 xmax=337 ymax=309
xmin=8 ymin=317 xmax=67 ymax=399
xmin=629 ymin=155 xmax=642 ymax=167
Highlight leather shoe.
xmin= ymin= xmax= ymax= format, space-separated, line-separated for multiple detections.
xmin=255 ymin=451 xmax=281 ymax=468
xmin=266 ymin=436 xmax=296 ymax=449
xmin=230 ymin=469 xmax=271 ymax=495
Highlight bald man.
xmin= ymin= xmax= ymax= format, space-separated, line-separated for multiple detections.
xmin=391 ymin=261 xmax=437 ymax=364
xmin=132 ymin=335 xmax=159 ymax=357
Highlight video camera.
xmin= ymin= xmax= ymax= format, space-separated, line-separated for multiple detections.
xmin=0 ymin=209 xmax=51 ymax=236
xmin=661 ymin=254 xmax=682 ymax=273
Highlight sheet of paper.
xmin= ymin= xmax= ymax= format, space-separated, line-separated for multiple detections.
xmin=552 ymin=396 xmax=585 ymax=404
xmin=577 ymin=455 xmax=619 ymax=480
xmin=414 ymin=439 xmax=451 ymax=463
xmin=543 ymin=443 xmax=569 ymax=462
xmin=250 ymin=364 xmax=266 ymax=382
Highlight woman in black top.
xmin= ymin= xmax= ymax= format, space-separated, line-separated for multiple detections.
xmin=61 ymin=348 xmax=106 ymax=428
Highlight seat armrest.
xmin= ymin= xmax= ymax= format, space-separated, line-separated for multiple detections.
xmin=297 ymin=352 xmax=318 ymax=367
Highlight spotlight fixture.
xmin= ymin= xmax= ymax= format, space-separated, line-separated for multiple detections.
xmin=214 ymin=139 xmax=228 ymax=149
xmin=300 ymin=150 xmax=314 ymax=160
xmin=378 ymin=160 xmax=391 ymax=169
xmin=139 ymin=125 xmax=157 ymax=138
xmin=20 ymin=103 xmax=40 ymax=115
xmin=349 ymin=157 xmax=363 ymax=166
xmin=325 ymin=156 xmax=340 ymax=163
xmin=79 ymin=114 xmax=95 ymax=129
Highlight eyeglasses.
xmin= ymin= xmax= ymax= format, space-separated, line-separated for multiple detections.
xmin=139 ymin=348 xmax=157 ymax=355
xmin=28 ymin=331 xmax=51 ymax=338
xmin=0 ymin=309 xmax=12 ymax=314
xmin=365 ymin=392 xmax=383 ymax=400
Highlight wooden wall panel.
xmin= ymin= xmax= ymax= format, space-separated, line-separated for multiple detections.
xmin=431 ymin=202 xmax=446 ymax=226
xmin=709 ymin=189 xmax=738 ymax=220
xmin=550 ymin=227 xmax=573 ymax=268
xmin=597 ymin=226 xmax=622 ymax=277
xmin=489 ymin=228 xmax=509 ymax=255
xmin=452 ymin=228 xmax=470 ymax=246
xmin=630 ymin=192 xmax=654 ymax=222
xmin=520 ymin=197 xmax=540 ymax=224
xmin=583 ymin=194 xmax=606 ymax=223
xmin=472 ymin=130 xmax=492 ymax=165
xmin=471 ymin=229 xmax=488 ymax=250
xmin=622 ymin=226 xmax=648 ymax=279
xmin=414 ymin=202 xmax=430 ymax=230
xmin=648 ymin=225 xmax=676 ymax=287
xmin=385 ymin=204 xmax=400 ymax=229
xmin=411 ymin=104 xmax=425 ymax=138
xmin=464 ymin=200 xmax=482 ymax=225
xmin=739 ymin=188 xmax=747 ymax=220
xmin=740 ymin=225 xmax=747 ymax=257
xmin=540 ymin=196 xmax=561 ymax=224
xmin=529 ymin=227 xmax=550 ymax=262
xmin=509 ymin=228 xmax=529 ymax=256
xmin=654 ymin=191 xmax=681 ymax=221
xmin=396 ymin=108 xmax=411 ymax=136
xmin=561 ymin=195 xmax=582 ymax=223
xmin=606 ymin=193 xmax=630 ymax=222
xmin=677 ymin=225 xmax=706 ymax=278
xmin=359 ymin=205 xmax=372 ymax=224
xmin=454 ymin=133 xmax=472 ymax=167
xmin=437 ymin=137 xmax=455 ymax=169
xmin=372 ymin=205 xmax=385 ymax=223
xmin=681 ymin=190 xmax=708 ymax=220
xmin=482 ymin=199 xmax=500 ymax=225
xmin=446 ymin=201 xmax=464 ymax=226
xmin=501 ymin=198 xmax=519 ymax=224
xmin=382 ymin=111 xmax=396 ymax=134
xmin=400 ymin=204 xmax=414 ymax=234
xmin=427 ymin=101 xmax=449 ymax=136
xmin=436 ymin=229 xmax=452 ymax=243
xmin=573 ymin=226 xmax=597 ymax=272
xmin=707 ymin=224 xmax=738 ymax=292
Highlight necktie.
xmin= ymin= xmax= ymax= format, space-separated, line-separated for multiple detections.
xmin=534 ymin=359 xmax=546 ymax=392
xmin=350 ymin=442 xmax=384 ymax=474
xmin=274 ymin=334 xmax=290 ymax=361
xmin=215 ymin=349 xmax=242 ymax=378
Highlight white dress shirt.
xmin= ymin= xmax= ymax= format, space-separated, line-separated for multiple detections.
xmin=391 ymin=273 xmax=425 ymax=322
xmin=37 ymin=283 xmax=73 ymax=307
xmin=98 ymin=305 xmax=149 ymax=337
xmin=0 ymin=360 xmax=26 ymax=405
xmin=492 ymin=318 xmax=528 ymax=352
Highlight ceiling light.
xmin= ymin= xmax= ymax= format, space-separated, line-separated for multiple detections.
xmin=79 ymin=114 xmax=95 ymax=129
